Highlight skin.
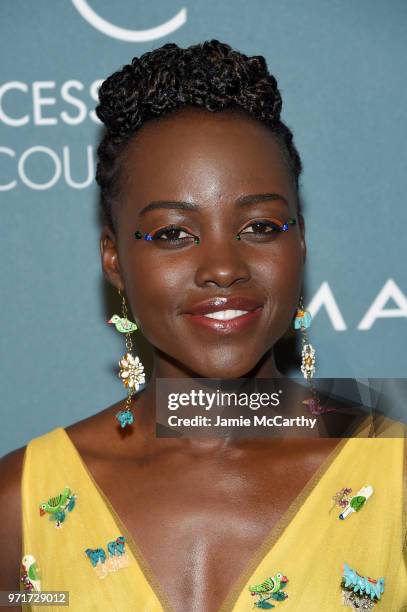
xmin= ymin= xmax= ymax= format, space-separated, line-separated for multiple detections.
xmin=0 ymin=107 xmax=351 ymax=611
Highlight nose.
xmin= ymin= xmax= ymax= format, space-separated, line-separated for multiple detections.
xmin=194 ymin=237 xmax=251 ymax=288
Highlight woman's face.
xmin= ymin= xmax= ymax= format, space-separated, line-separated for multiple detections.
xmin=101 ymin=107 xmax=306 ymax=378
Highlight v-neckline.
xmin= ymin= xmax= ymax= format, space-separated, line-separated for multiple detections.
xmin=59 ymin=415 xmax=374 ymax=612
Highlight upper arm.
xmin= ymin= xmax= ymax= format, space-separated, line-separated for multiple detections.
xmin=0 ymin=446 xmax=25 ymax=592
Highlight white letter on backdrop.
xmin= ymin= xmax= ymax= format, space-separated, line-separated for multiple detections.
xmin=60 ymin=80 xmax=87 ymax=125
xmin=63 ymin=145 xmax=94 ymax=188
xmin=0 ymin=81 xmax=29 ymax=126
xmin=0 ymin=147 xmax=17 ymax=190
xmin=19 ymin=146 xmax=61 ymax=190
xmin=33 ymin=82 xmax=57 ymax=126
xmin=307 ymin=282 xmax=347 ymax=331
xmin=358 ymin=279 xmax=407 ymax=330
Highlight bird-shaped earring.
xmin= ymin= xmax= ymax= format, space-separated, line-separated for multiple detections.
xmin=108 ymin=289 xmax=145 ymax=428
xmin=108 ymin=314 xmax=138 ymax=333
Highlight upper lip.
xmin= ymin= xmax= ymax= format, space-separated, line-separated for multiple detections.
xmin=183 ymin=296 xmax=263 ymax=316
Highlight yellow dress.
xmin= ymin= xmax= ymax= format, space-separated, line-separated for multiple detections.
xmin=21 ymin=416 xmax=407 ymax=611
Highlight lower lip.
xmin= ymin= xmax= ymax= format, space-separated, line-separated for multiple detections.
xmin=183 ymin=307 xmax=263 ymax=333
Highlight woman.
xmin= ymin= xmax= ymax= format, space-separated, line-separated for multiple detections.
xmin=0 ymin=40 xmax=405 ymax=611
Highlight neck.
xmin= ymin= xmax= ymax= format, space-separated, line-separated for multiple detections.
xmin=130 ymin=348 xmax=284 ymax=450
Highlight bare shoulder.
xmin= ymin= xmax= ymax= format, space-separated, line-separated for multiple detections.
xmin=0 ymin=445 xmax=25 ymax=591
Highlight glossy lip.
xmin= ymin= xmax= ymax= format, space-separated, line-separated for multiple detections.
xmin=182 ymin=296 xmax=264 ymax=334
xmin=183 ymin=296 xmax=263 ymax=315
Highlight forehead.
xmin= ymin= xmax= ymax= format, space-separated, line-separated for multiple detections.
xmin=119 ymin=107 xmax=296 ymax=208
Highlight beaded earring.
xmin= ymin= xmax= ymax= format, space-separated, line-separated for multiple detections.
xmin=294 ymin=296 xmax=315 ymax=376
xmin=108 ymin=289 xmax=145 ymax=427
xmin=293 ymin=296 xmax=322 ymax=414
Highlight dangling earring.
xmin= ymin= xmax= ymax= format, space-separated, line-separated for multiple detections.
xmin=294 ymin=296 xmax=315 ymax=377
xmin=294 ymin=299 xmax=337 ymax=416
xmin=293 ymin=296 xmax=321 ymax=415
xmin=108 ymin=289 xmax=145 ymax=427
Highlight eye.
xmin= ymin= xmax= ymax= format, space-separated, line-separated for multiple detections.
xmin=150 ymin=224 xmax=198 ymax=245
xmin=238 ymin=218 xmax=286 ymax=238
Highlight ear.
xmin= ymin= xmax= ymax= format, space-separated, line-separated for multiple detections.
xmin=297 ymin=213 xmax=306 ymax=264
xmin=100 ymin=226 xmax=124 ymax=291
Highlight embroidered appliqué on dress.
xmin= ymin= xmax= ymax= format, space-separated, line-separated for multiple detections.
xmin=338 ymin=486 xmax=374 ymax=520
xmin=341 ymin=563 xmax=384 ymax=609
xmin=85 ymin=535 xmax=131 ymax=579
xmin=20 ymin=554 xmax=41 ymax=592
xmin=248 ymin=572 xmax=288 ymax=608
xmin=39 ymin=485 xmax=77 ymax=528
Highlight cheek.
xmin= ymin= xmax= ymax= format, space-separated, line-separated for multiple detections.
xmin=121 ymin=251 xmax=189 ymax=338
xmin=256 ymin=242 xmax=303 ymax=328
xmin=119 ymin=236 xmax=304 ymax=358
xmin=258 ymin=237 xmax=303 ymax=286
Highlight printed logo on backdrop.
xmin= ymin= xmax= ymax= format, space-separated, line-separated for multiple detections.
xmin=0 ymin=79 xmax=102 ymax=192
xmin=71 ymin=0 xmax=187 ymax=41
xmin=0 ymin=1 xmax=188 ymax=192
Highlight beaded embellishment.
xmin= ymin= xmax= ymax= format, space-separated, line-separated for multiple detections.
xmin=108 ymin=315 xmax=138 ymax=333
xmin=339 ymin=486 xmax=374 ymax=520
xmin=248 ymin=572 xmax=288 ymax=608
xmin=301 ymin=397 xmax=338 ymax=416
xmin=300 ymin=343 xmax=316 ymax=378
xmin=39 ymin=486 xmax=76 ymax=528
xmin=20 ymin=554 xmax=41 ymax=592
xmin=85 ymin=536 xmax=131 ymax=579
xmin=134 ymin=231 xmax=154 ymax=241
xmin=330 ymin=487 xmax=353 ymax=512
xmin=294 ymin=308 xmax=312 ymax=330
xmin=109 ymin=291 xmax=145 ymax=428
xmin=135 ymin=219 xmax=296 ymax=245
xmin=118 ymin=352 xmax=145 ymax=392
xmin=341 ymin=563 xmax=384 ymax=609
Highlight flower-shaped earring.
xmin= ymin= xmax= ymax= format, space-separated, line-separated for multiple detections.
xmin=108 ymin=290 xmax=145 ymax=427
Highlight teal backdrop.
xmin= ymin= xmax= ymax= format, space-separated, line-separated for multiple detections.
xmin=1 ymin=0 xmax=406 ymax=455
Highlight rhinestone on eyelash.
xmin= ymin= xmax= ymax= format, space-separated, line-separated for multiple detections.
xmin=235 ymin=217 xmax=297 ymax=240
xmin=135 ymin=218 xmax=296 ymax=244
xmin=134 ymin=231 xmax=153 ymax=240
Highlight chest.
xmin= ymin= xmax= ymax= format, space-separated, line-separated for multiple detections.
xmin=83 ymin=448 xmax=332 ymax=612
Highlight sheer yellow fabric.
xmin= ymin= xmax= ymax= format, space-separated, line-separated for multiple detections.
xmin=220 ymin=418 xmax=407 ymax=611
xmin=21 ymin=418 xmax=407 ymax=611
xmin=21 ymin=428 xmax=172 ymax=611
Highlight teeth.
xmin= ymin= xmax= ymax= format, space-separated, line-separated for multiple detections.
xmin=203 ymin=309 xmax=249 ymax=320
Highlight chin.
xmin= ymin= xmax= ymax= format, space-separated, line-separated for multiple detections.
xmin=192 ymin=360 xmax=258 ymax=380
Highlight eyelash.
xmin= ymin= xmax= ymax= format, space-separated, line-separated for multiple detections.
xmin=150 ymin=224 xmax=197 ymax=244
xmin=238 ymin=219 xmax=287 ymax=236
xmin=143 ymin=218 xmax=290 ymax=246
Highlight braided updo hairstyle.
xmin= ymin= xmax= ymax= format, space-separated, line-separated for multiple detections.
xmin=95 ymin=39 xmax=303 ymax=233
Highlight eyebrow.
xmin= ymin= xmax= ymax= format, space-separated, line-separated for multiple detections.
xmin=138 ymin=193 xmax=289 ymax=216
